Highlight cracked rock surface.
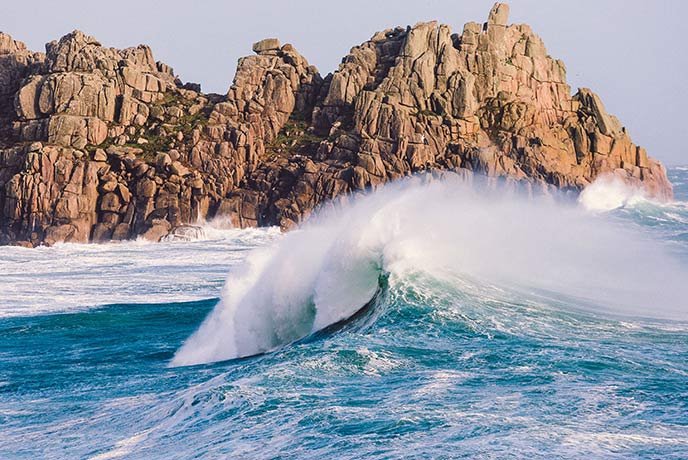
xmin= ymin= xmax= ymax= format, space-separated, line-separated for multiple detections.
xmin=0 ymin=3 xmax=673 ymax=246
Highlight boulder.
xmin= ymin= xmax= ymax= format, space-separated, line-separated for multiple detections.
xmin=141 ymin=218 xmax=171 ymax=242
xmin=252 ymin=38 xmax=281 ymax=53
xmin=94 ymin=148 xmax=107 ymax=161
xmin=487 ymin=3 xmax=510 ymax=26
xmin=169 ymin=161 xmax=190 ymax=176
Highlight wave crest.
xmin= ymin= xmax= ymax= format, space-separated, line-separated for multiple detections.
xmin=173 ymin=173 xmax=688 ymax=366
xmin=578 ymin=174 xmax=647 ymax=211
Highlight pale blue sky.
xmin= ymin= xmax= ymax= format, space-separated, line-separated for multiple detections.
xmin=3 ymin=0 xmax=686 ymax=164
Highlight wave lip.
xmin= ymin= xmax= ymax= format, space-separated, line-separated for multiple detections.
xmin=171 ymin=215 xmax=385 ymax=366
xmin=173 ymin=173 xmax=688 ymax=366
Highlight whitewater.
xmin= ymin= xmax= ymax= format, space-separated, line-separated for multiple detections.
xmin=1 ymin=167 xmax=687 ymax=459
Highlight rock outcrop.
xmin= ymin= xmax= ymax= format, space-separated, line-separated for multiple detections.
xmin=0 ymin=3 xmax=673 ymax=246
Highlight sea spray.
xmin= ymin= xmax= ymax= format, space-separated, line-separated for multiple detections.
xmin=578 ymin=174 xmax=648 ymax=211
xmin=173 ymin=173 xmax=688 ymax=366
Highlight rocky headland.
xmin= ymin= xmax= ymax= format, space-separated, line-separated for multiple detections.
xmin=0 ymin=3 xmax=673 ymax=246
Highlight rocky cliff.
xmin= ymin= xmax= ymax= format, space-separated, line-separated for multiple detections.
xmin=0 ymin=3 xmax=673 ymax=246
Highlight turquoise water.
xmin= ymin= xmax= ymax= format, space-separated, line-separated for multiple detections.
xmin=1 ymin=170 xmax=687 ymax=459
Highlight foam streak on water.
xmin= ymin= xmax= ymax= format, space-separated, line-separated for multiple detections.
xmin=1 ymin=168 xmax=688 ymax=459
xmin=0 ymin=227 xmax=280 ymax=317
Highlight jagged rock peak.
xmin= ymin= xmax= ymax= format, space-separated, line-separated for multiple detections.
xmin=487 ymin=3 xmax=510 ymax=26
xmin=0 ymin=2 xmax=674 ymax=247
xmin=222 ymin=38 xmax=321 ymax=128
xmin=0 ymin=31 xmax=45 ymax=142
xmin=0 ymin=32 xmax=27 ymax=53
xmin=45 ymin=29 xmax=162 ymax=74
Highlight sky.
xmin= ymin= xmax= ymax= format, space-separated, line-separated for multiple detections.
xmin=3 ymin=0 xmax=686 ymax=164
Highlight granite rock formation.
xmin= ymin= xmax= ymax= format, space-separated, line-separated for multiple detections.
xmin=0 ymin=3 xmax=673 ymax=246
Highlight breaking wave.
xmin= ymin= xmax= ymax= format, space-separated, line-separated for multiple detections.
xmin=173 ymin=173 xmax=688 ymax=366
xmin=578 ymin=174 xmax=648 ymax=211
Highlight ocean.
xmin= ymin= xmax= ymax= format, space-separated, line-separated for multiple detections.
xmin=0 ymin=168 xmax=687 ymax=459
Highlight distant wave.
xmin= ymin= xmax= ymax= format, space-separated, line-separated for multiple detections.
xmin=578 ymin=174 xmax=648 ymax=211
xmin=578 ymin=173 xmax=688 ymax=237
xmin=173 ymin=173 xmax=688 ymax=366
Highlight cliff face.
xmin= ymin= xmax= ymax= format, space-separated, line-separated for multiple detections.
xmin=0 ymin=3 xmax=673 ymax=246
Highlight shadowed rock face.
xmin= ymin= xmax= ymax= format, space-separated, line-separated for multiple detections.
xmin=0 ymin=3 xmax=673 ymax=246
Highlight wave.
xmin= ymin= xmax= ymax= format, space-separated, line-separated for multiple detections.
xmin=578 ymin=174 xmax=688 ymax=239
xmin=172 ymin=173 xmax=688 ymax=366
xmin=578 ymin=174 xmax=648 ymax=211
xmin=160 ymin=216 xmax=251 ymax=242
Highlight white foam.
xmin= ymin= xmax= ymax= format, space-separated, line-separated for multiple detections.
xmin=89 ymin=430 xmax=151 ymax=460
xmin=0 ymin=226 xmax=280 ymax=317
xmin=161 ymin=215 xmax=242 ymax=242
xmin=578 ymin=174 xmax=647 ymax=211
xmin=173 ymin=173 xmax=688 ymax=366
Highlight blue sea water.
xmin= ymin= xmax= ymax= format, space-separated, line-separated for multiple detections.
xmin=0 ymin=169 xmax=687 ymax=459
